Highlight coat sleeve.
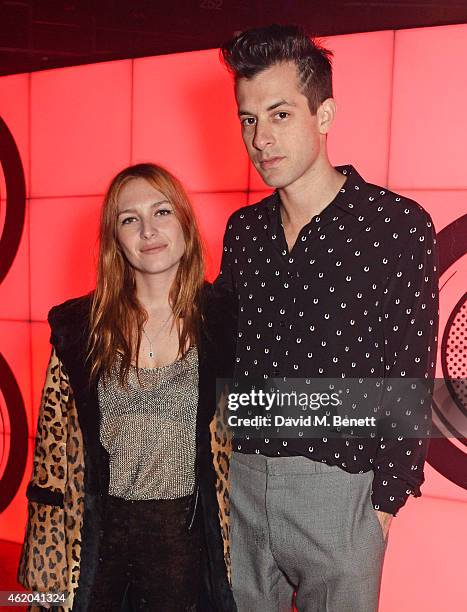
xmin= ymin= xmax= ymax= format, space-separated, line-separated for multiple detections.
xmin=17 ymin=347 xmax=70 ymax=594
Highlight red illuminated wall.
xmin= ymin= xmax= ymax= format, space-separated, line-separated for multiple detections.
xmin=1 ymin=25 xmax=466 ymax=611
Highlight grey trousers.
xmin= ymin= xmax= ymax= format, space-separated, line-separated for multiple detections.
xmin=229 ymin=453 xmax=387 ymax=612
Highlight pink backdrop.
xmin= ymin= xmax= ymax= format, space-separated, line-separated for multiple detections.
xmin=1 ymin=24 xmax=466 ymax=610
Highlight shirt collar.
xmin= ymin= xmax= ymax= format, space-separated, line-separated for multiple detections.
xmin=263 ymin=165 xmax=371 ymax=221
xmin=332 ymin=165 xmax=371 ymax=218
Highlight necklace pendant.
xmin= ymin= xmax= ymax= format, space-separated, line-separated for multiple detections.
xmin=149 ymin=351 xmax=154 ymax=358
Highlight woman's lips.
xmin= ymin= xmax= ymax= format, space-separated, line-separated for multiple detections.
xmin=259 ymin=156 xmax=284 ymax=169
xmin=140 ymin=244 xmax=167 ymax=254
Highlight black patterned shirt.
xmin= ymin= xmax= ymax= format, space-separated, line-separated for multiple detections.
xmin=215 ymin=165 xmax=439 ymax=515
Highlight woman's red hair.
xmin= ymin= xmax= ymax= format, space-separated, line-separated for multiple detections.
xmin=87 ymin=163 xmax=205 ymax=385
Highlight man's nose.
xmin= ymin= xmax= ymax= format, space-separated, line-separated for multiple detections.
xmin=252 ymin=121 xmax=274 ymax=151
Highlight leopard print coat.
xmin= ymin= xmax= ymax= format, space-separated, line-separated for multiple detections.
xmin=17 ymin=291 xmax=235 ymax=612
xmin=17 ymin=349 xmax=84 ymax=610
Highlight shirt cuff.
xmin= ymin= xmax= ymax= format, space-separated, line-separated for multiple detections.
xmin=371 ymin=473 xmax=420 ymax=516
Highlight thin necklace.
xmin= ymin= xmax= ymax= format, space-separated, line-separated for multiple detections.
xmin=141 ymin=315 xmax=172 ymax=359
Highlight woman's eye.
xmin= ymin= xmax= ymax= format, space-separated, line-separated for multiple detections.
xmin=121 ymin=217 xmax=136 ymax=225
xmin=155 ymin=208 xmax=172 ymax=216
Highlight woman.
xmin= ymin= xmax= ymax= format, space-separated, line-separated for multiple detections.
xmin=18 ymin=163 xmax=236 ymax=612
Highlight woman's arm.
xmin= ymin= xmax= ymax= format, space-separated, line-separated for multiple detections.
xmin=17 ymin=347 xmax=70 ymax=595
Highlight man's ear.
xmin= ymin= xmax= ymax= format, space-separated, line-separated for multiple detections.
xmin=317 ymin=98 xmax=337 ymax=135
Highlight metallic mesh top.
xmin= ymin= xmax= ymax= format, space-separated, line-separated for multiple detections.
xmin=98 ymin=346 xmax=198 ymax=500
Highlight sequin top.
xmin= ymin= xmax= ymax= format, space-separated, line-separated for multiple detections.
xmin=98 ymin=346 xmax=198 ymax=500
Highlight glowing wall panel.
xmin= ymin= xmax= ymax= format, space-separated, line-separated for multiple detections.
xmin=0 ymin=322 xmax=31 ymax=436
xmin=0 ymin=437 xmax=32 ymax=543
xmin=190 ymin=192 xmax=248 ymax=278
xmin=380 ymin=496 xmax=467 ymax=611
xmin=30 ymin=61 xmax=132 ymax=197
xmin=389 ymin=24 xmax=467 ymax=189
xmin=247 ymin=191 xmax=273 ymax=205
xmin=133 ymin=50 xmax=249 ymax=192
xmin=0 ymin=74 xmax=30 ymax=198
xmin=328 ymin=31 xmax=394 ymax=186
xmin=29 ymin=196 xmax=101 ymax=321
xmin=249 ymin=30 xmax=394 ymax=191
xmin=0 ymin=207 xmax=29 ymax=320
xmin=423 ymin=463 xmax=467 ymax=503
xmin=0 ymin=74 xmax=30 ymax=321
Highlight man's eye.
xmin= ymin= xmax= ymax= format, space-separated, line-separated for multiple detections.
xmin=276 ymin=111 xmax=289 ymax=120
xmin=241 ymin=117 xmax=256 ymax=127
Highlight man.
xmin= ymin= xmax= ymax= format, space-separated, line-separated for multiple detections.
xmin=215 ymin=24 xmax=438 ymax=612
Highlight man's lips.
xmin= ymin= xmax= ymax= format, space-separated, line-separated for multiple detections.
xmin=258 ymin=156 xmax=284 ymax=169
xmin=140 ymin=244 xmax=167 ymax=254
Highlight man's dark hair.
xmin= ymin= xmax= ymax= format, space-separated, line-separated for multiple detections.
xmin=221 ymin=24 xmax=333 ymax=114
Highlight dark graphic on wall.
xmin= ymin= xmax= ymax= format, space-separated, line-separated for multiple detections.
xmin=0 ymin=115 xmax=28 ymax=512
xmin=428 ymin=214 xmax=467 ymax=490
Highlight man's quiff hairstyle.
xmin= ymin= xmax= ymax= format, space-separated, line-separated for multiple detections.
xmin=221 ymin=24 xmax=333 ymax=115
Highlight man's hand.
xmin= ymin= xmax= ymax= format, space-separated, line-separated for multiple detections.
xmin=375 ymin=510 xmax=393 ymax=540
